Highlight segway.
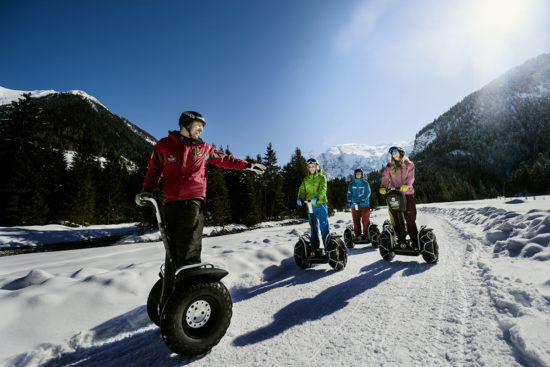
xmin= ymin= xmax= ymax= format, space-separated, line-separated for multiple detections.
xmin=343 ymin=202 xmax=380 ymax=249
xmin=378 ymin=188 xmax=438 ymax=264
xmin=138 ymin=196 xmax=232 ymax=356
xmin=294 ymin=200 xmax=347 ymax=271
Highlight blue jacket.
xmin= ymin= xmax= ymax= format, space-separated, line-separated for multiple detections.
xmin=347 ymin=179 xmax=371 ymax=207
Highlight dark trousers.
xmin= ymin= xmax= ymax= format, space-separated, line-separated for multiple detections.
xmin=164 ymin=199 xmax=204 ymax=269
xmin=351 ymin=206 xmax=371 ymax=236
xmin=159 ymin=199 xmax=203 ymax=306
xmin=389 ymin=195 xmax=418 ymax=245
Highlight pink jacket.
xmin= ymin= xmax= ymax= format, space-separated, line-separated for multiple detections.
xmin=381 ymin=159 xmax=415 ymax=195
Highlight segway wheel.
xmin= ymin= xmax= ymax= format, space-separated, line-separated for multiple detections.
xmin=147 ymin=278 xmax=163 ymax=326
xmin=420 ymin=230 xmax=439 ymax=264
xmin=160 ymin=281 xmax=232 ymax=357
xmin=294 ymin=238 xmax=312 ymax=269
xmin=379 ymin=230 xmax=395 ymax=261
xmin=327 ymin=237 xmax=347 ymax=271
xmin=369 ymin=225 xmax=380 ymax=248
xmin=343 ymin=227 xmax=354 ymax=249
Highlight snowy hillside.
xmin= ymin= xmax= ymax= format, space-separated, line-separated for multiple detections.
xmin=410 ymin=54 xmax=550 ymax=177
xmin=1 ymin=196 xmax=549 ymax=366
xmin=0 ymin=85 xmax=107 ymax=110
xmin=318 ymin=140 xmax=414 ymax=179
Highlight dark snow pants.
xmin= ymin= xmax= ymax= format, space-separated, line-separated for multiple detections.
xmin=389 ymin=195 xmax=418 ymax=245
xmin=158 ymin=199 xmax=204 ymax=307
xmin=164 ymin=199 xmax=204 ymax=268
xmin=351 ymin=206 xmax=371 ymax=237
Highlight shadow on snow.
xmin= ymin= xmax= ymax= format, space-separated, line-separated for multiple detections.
xmin=10 ymin=258 xmax=432 ymax=365
xmin=9 ymin=306 xmax=201 ymax=367
xmin=232 ymin=259 xmax=431 ymax=347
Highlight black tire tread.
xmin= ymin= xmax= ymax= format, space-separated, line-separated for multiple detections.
xmin=147 ymin=278 xmax=163 ymax=326
xmin=160 ymin=281 xmax=232 ymax=356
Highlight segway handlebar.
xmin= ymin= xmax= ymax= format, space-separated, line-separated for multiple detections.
xmin=382 ymin=187 xmax=403 ymax=195
xmin=136 ymin=196 xmax=171 ymax=256
xmin=138 ymin=196 xmax=163 ymax=225
xmin=302 ymin=200 xmax=314 ymax=214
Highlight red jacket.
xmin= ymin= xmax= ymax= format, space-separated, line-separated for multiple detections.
xmin=142 ymin=131 xmax=248 ymax=202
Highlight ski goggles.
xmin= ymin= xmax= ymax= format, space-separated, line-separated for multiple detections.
xmin=388 ymin=146 xmax=404 ymax=154
xmin=182 ymin=111 xmax=206 ymax=125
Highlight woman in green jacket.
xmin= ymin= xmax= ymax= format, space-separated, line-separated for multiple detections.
xmin=297 ymin=158 xmax=329 ymax=253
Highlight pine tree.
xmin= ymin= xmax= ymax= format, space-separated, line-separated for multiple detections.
xmin=206 ymin=161 xmax=231 ymax=226
xmin=223 ymin=146 xmax=246 ymax=223
xmin=327 ymin=177 xmax=348 ymax=212
xmin=241 ymin=155 xmax=262 ymax=226
xmin=67 ymin=150 xmax=99 ymax=225
xmin=262 ymin=143 xmax=285 ymax=220
xmin=282 ymin=148 xmax=308 ymax=216
xmin=0 ymin=95 xmax=54 ymax=225
xmin=96 ymin=153 xmax=129 ymax=224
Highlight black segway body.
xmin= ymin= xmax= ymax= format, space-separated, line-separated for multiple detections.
xmin=294 ymin=200 xmax=347 ymax=271
xmin=378 ymin=188 xmax=438 ymax=264
xmin=343 ymin=203 xmax=380 ymax=249
xmin=138 ymin=196 xmax=232 ymax=356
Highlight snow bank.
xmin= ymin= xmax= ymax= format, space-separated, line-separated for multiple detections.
xmin=0 ymin=223 xmax=138 ymax=249
xmin=420 ymin=196 xmax=550 ymax=366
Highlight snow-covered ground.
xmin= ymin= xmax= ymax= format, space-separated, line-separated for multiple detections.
xmin=1 ymin=197 xmax=549 ymax=366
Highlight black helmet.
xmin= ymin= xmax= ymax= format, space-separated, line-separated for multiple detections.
xmin=354 ymin=168 xmax=363 ymax=177
xmin=179 ymin=111 xmax=206 ymax=131
xmin=388 ymin=146 xmax=405 ymax=154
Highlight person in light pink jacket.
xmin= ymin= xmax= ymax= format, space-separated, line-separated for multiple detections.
xmin=379 ymin=146 xmax=418 ymax=246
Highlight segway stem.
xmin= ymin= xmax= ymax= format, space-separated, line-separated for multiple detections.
xmin=139 ymin=196 xmax=177 ymax=308
xmin=140 ymin=196 xmax=173 ymax=260
xmin=384 ymin=188 xmax=407 ymax=244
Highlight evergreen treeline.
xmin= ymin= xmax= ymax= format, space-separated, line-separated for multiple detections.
xmin=504 ymin=151 xmax=550 ymax=196
xmin=0 ymin=94 xmax=149 ymax=226
xmin=2 ymin=93 xmax=547 ymax=228
xmin=0 ymin=93 xmax=341 ymax=227
xmin=205 ymin=145 xmax=309 ymax=227
xmin=0 ymin=94 xmax=345 ymax=227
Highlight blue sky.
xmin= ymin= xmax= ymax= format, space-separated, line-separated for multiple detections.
xmin=1 ymin=0 xmax=549 ymax=164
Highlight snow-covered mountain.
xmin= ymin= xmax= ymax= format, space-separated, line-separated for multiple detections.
xmin=0 ymin=84 xmax=156 ymax=160
xmin=411 ymin=53 xmax=550 ymax=179
xmin=0 ymin=85 xmax=108 ymax=110
xmin=318 ymin=140 xmax=414 ymax=179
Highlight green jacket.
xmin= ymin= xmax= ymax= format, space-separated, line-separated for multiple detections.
xmin=297 ymin=170 xmax=328 ymax=205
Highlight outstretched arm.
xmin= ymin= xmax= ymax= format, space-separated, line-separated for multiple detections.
xmin=206 ymin=146 xmax=248 ymax=170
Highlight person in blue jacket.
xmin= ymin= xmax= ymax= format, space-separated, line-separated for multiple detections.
xmin=346 ymin=168 xmax=371 ymax=239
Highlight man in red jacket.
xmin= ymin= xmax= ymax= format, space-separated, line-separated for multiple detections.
xmin=136 ymin=111 xmax=265 ymax=272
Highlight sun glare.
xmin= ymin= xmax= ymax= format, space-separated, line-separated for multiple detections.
xmin=473 ymin=0 xmax=528 ymax=35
